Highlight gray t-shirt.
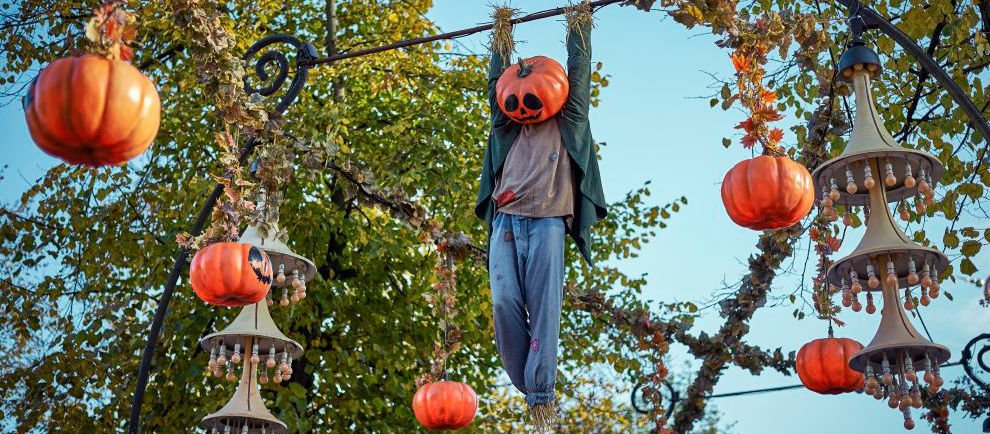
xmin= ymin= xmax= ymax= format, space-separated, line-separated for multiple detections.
xmin=492 ymin=118 xmax=576 ymax=221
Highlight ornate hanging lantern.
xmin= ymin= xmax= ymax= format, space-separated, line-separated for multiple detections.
xmin=812 ymin=33 xmax=953 ymax=430
xmin=199 ymin=301 xmax=304 ymax=432
xmin=240 ymin=225 xmax=317 ymax=307
xmin=202 ymin=335 xmax=288 ymax=434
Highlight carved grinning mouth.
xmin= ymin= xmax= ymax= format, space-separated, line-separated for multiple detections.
xmin=512 ymin=111 xmax=543 ymax=122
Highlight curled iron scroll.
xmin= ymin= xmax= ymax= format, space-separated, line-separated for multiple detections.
xmin=961 ymin=333 xmax=990 ymax=392
xmin=631 ymin=376 xmax=678 ymax=416
xmin=242 ymin=34 xmax=318 ymax=115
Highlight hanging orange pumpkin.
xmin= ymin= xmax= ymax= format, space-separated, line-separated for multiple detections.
xmin=412 ymin=380 xmax=478 ymax=430
xmin=496 ymin=56 xmax=568 ymax=125
xmin=23 ymin=54 xmax=161 ymax=166
xmin=721 ymin=155 xmax=814 ymax=230
xmin=796 ymin=336 xmax=865 ymax=395
xmin=189 ymin=242 xmax=273 ymax=307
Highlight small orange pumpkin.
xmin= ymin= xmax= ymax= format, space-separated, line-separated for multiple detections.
xmin=412 ymin=380 xmax=478 ymax=430
xmin=721 ymin=155 xmax=814 ymax=230
xmin=796 ymin=337 xmax=865 ymax=395
xmin=23 ymin=54 xmax=161 ymax=166
xmin=496 ymin=56 xmax=568 ymax=125
xmin=189 ymin=242 xmax=273 ymax=307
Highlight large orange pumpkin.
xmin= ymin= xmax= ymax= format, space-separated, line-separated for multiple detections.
xmin=23 ymin=54 xmax=161 ymax=166
xmin=796 ymin=337 xmax=865 ymax=395
xmin=190 ymin=242 xmax=273 ymax=307
xmin=496 ymin=56 xmax=568 ymax=125
xmin=412 ymin=380 xmax=478 ymax=430
xmin=721 ymin=155 xmax=814 ymax=230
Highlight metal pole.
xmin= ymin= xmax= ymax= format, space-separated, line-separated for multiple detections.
xmin=125 ymin=35 xmax=316 ymax=434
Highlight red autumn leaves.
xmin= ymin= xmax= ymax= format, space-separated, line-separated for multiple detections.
xmin=86 ymin=2 xmax=138 ymax=62
xmin=730 ymin=52 xmax=785 ymax=151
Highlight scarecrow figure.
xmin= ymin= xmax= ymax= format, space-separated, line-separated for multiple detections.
xmin=474 ymin=3 xmax=607 ymax=429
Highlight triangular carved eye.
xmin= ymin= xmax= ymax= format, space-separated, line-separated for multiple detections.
xmin=523 ymin=93 xmax=543 ymax=110
xmin=504 ymin=94 xmax=519 ymax=111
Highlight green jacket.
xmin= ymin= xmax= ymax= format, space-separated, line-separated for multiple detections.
xmin=474 ymin=22 xmax=607 ymax=265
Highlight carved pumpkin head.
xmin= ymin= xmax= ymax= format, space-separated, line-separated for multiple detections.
xmin=496 ymin=56 xmax=568 ymax=125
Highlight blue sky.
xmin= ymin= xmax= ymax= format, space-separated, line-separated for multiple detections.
xmin=0 ymin=1 xmax=986 ymax=432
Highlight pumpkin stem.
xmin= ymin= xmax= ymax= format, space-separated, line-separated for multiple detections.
xmin=516 ymin=57 xmax=533 ymax=78
xmin=827 ymin=319 xmax=834 ymax=338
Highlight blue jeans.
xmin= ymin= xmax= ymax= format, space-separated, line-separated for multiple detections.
xmin=488 ymin=212 xmax=565 ymax=407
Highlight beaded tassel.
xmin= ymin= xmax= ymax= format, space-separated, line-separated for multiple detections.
xmin=225 ymin=359 xmax=236 ymax=382
xmin=864 ymin=365 xmax=878 ymax=393
xmin=290 ymin=269 xmax=301 ymax=303
xmin=929 ymin=267 xmax=941 ymax=298
xmin=884 ymin=160 xmax=896 ymax=187
xmin=867 ymin=264 xmax=880 ymax=289
xmin=864 ymin=164 xmax=876 ymax=189
xmin=885 ymin=258 xmax=897 ymax=289
xmin=851 ymin=292 xmax=862 ymax=312
xmin=208 ymin=345 xmax=218 ymax=371
xmin=904 ymin=356 xmax=917 ymax=383
xmin=276 ymin=263 xmax=286 ymax=284
xmin=850 ymin=270 xmax=863 ymax=294
xmin=881 ymin=356 xmax=893 ymax=386
xmin=231 ymin=343 xmax=242 ymax=365
xmin=920 ymin=262 xmax=932 ymax=289
xmin=845 ymin=167 xmax=857 ymax=194
xmin=840 ymin=278 xmax=851 ymax=307
xmin=904 ymin=161 xmax=916 ymax=188
xmin=267 ymin=345 xmax=277 ymax=368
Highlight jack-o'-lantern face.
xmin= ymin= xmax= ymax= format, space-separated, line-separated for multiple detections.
xmin=496 ymin=56 xmax=568 ymax=125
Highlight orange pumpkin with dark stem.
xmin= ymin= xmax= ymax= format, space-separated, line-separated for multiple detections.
xmin=721 ymin=155 xmax=814 ymax=230
xmin=496 ymin=56 xmax=568 ymax=125
xmin=23 ymin=54 xmax=161 ymax=166
xmin=190 ymin=242 xmax=273 ymax=307
xmin=796 ymin=337 xmax=865 ymax=395
xmin=412 ymin=380 xmax=478 ymax=430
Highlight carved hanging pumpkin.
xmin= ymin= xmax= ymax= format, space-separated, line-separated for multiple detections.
xmin=721 ymin=155 xmax=814 ymax=230
xmin=496 ymin=56 xmax=568 ymax=125
xmin=190 ymin=242 xmax=273 ymax=307
xmin=23 ymin=54 xmax=161 ymax=166
xmin=412 ymin=380 xmax=478 ymax=430
xmin=796 ymin=337 xmax=865 ymax=395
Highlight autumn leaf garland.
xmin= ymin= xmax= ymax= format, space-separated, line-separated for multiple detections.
xmin=729 ymin=50 xmax=785 ymax=153
xmin=85 ymin=1 xmax=138 ymax=61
